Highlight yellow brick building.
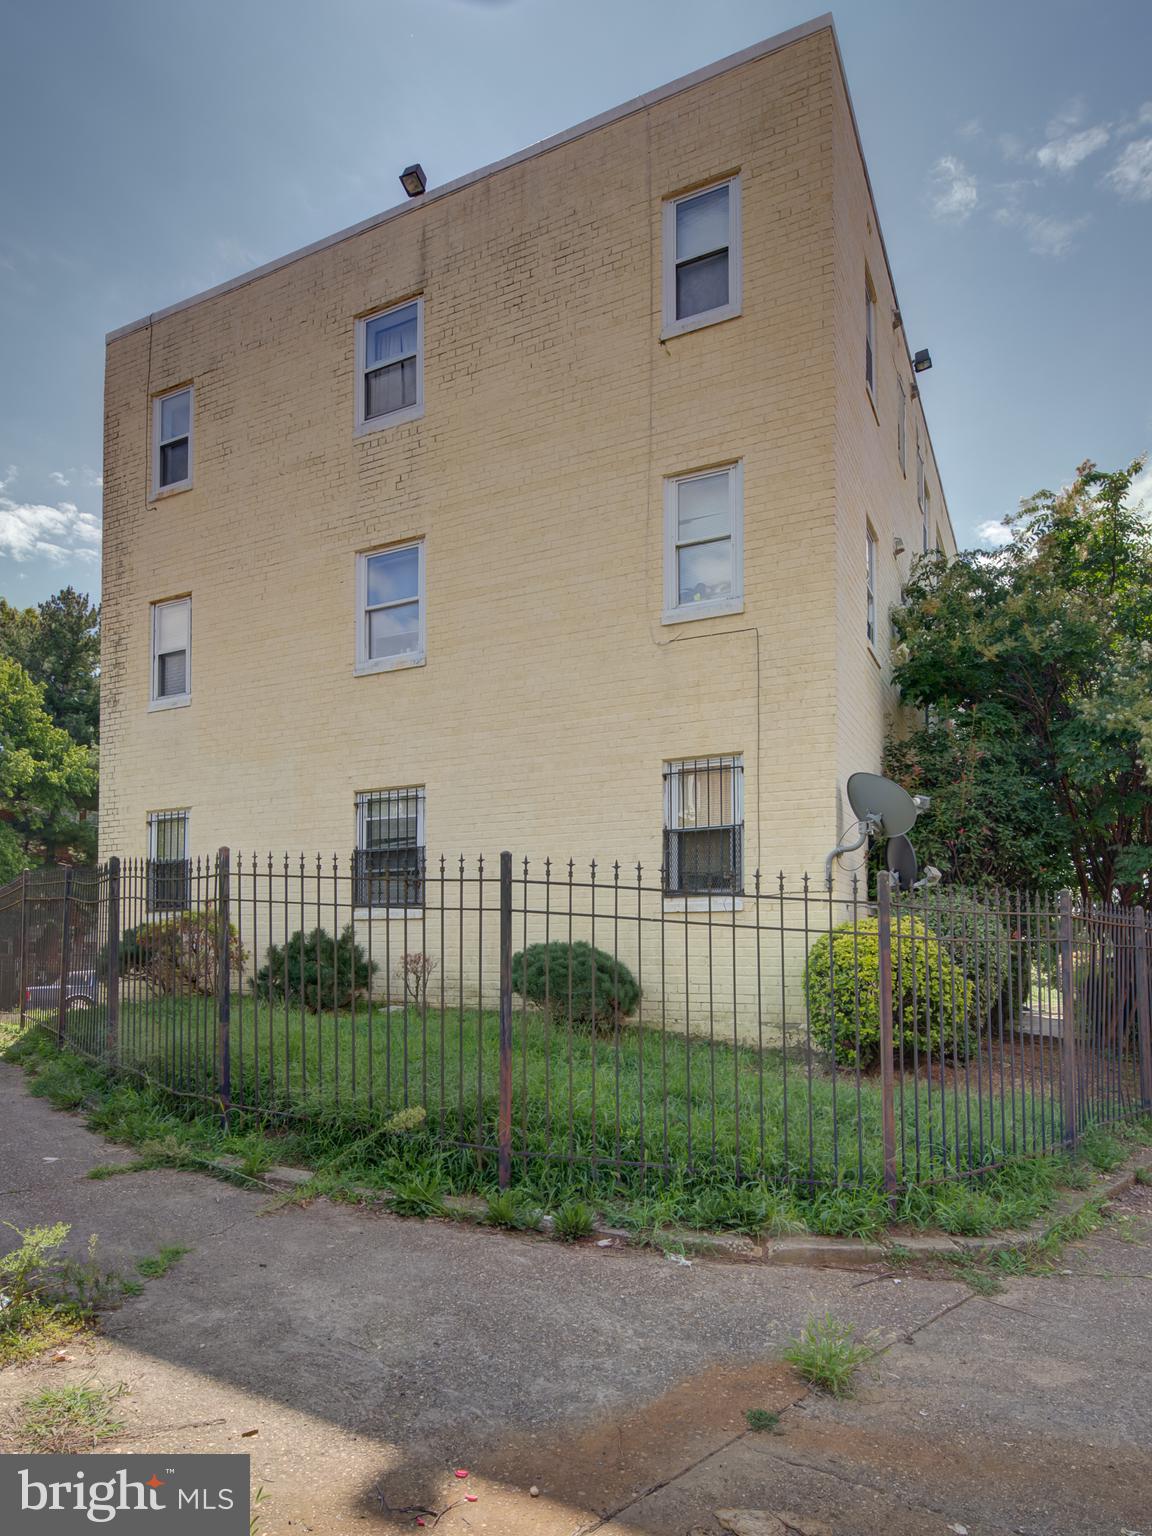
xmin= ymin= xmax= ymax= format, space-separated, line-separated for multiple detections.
xmin=100 ymin=13 xmax=953 ymax=941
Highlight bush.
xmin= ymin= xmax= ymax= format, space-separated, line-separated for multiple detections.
xmin=804 ymin=914 xmax=976 ymax=1070
xmin=253 ymin=926 xmax=377 ymax=1012
xmin=903 ymin=890 xmax=1030 ymax=1028
xmin=511 ymin=941 xmax=640 ymax=1033
xmin=118 ymin=907 xmax=245 ymax=997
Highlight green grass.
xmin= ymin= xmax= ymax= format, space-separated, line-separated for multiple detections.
xmin=783 ymin=1314 xmax=871 ymax=1397
xmin=552 ymin=1200 xmax=595 ymax=1242
xmin=135 ymin=1244 xmax=191 ymax=1279
xmin=5 ymin=1018 xmax=1149 ymax=1249
xmin=744 ymin=1408 xmax=782 ymax=1432
xmin=16 ymin=1383 xmax=127 ymax=1453
xmin=69 ymin=993 xmax=1063 ymax=1190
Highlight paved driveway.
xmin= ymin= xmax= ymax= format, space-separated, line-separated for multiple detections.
xmin=2 ymin=1061 xmax=1150 ymax=1535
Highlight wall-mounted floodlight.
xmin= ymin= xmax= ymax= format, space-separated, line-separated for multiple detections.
xmin=400 ymin=164 xmax=427 ymax=198
xmin=913 ymin=349 xmax=933 ymax=373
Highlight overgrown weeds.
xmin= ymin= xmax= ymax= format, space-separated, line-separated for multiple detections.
xmin=783 ymin=1314 xmax=871 ymax=1397
xmin=15 ymin=1383 xmax=127 ymax=1453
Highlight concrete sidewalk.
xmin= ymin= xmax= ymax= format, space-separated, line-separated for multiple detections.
xmin=2 ymin=1061 xmax=1150 ymax=1535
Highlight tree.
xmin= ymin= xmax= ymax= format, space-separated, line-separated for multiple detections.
xmin=0 ymin=656 xmax=98 ymax=872
xmin=0 ymin=587 xmax=100 ymax=746
xmin=890 ymin=460 xmax=1152 ymax=904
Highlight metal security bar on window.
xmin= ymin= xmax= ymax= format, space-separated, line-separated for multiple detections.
xmin=146 ymin=810 xmax=190 ymax=911
xmin=663 ymin=756 xmax=744 ymax=894
xmin=354 ymin=788 xmax=425 ymax=908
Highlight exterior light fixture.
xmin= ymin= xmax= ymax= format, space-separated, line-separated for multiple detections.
xmin=892 ymin=535 xmax=906 ymax=556
xmin=400 ymin=164 xmax=427 ymax=198
xmin=912 ymin=348 xmax=932 ymax=373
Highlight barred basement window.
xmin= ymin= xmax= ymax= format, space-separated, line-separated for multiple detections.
xmin=663 ymin=756 xmax=744 ymax=895
xmin=147 ymin=809 xmax=190 ymax=912
xmin=354 ymin=788 xmax=425 ymax=910
xmin=355 ymin=298 xmax=424 ymax=432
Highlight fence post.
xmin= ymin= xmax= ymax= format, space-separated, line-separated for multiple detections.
xmin=105 ymin=857 xmax=121 ymax=1058
xmin=17 ymin=869 xmax=28 ymax=1029
xmin=216 ymin=847 xmax=232 ymax=1127
xmin=1058 ymin=889 xmax=1078 ymax=1145
xmin=498 ymin=850 xmax=513 ymax=1190
xmin=876 ymin=871 xmax=899 ymax=1202
xmin=1134 ymin=906 xmax=1152 ymax=1112
xmin=56 ymin=867 xmax=74 ymax=1047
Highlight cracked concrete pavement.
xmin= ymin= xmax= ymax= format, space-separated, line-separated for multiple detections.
xmin=2 ymin=1061 xmax=1151 ymax=1535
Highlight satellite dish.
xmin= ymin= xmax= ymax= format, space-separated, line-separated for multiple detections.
xmin=886 ymin=834 xmax=918 ymax=892
xmin=846 ymin=772 xmax=919 ymax=839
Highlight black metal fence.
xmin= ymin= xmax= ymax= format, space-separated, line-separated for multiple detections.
xmin=2 ymin=851 xmax=1150 ymax=1193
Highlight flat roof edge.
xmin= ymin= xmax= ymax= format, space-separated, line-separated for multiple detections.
xmin=105 ymin=13 xmax=834 ymax=344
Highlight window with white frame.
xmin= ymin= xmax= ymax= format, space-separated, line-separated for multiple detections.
xmin=152 ymin=386 xmax=192 ymax=495
xmin=354 ymin=788 xmax=425 ymax=909
xmin=897 ymin=377 xmax=907 ymax=474
xmin=355 ymin=299 xmax=423 ymax=431
xmin=663 ymin=464 xmax=743 ymax=623
xmin=866 ymin=525 xmax=878 ymax=645
xmin=864 ymin=277 xmax=877 ymax=398
xmin=150 ymin=597 xmax=191 ymax=708
xmin=663 ymin=756 xmax=744 ymax=896
xmin=147 ymin=809 xmax=190 ymax=912
xmin=355 ymin=542 xmax=425 ymax=673
xmin=662 ymin=177 xmax=742 ymax=336
xmin=923 ymin=483 xmax=932 ymax=552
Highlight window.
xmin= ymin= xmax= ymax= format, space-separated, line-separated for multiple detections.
xmin=663 ymin=464 xmax=743 ymax=624
xmin=355 ymin=542 xmax=425 ymax=673
xmin=864 ymin=278 xmax=877 ymax=398
xmin=662 ymin=177 xmax=742 ymax=336
xmin=152 ymin=386 xmax=192 ymax=495
xmin=147 ymin=810 xmax=190 ymax=912
xmin=897 ymin=377 xmax=907 ymax=474
xmin=915 ymin=428 xmax=927 ymax=546
xmin=866 ymin=525 xmax=877 ymax=646
xmin=663 ymin=757 xmax=744 ymax=895
xmin=355 ymin=298 xmax=423 ymax=431
xmin=354 ymin=788 xmax=425 ymax=910
xmin=150 ymin=597 xmax=191 ymax=709
xmin=923 ymin=483 xmax=932 ymax=553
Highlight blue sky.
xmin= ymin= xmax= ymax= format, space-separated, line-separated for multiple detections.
xmin=1 ymin=0 xmax=1150 ymax=606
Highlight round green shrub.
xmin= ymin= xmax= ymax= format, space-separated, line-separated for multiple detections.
xmin=254 ymin=926 xmax=377 ymax=1013
xmin=804 ymin=914 xmax=976 ymax=1070
xmin=511 ymin=940 xmax=640 ymax=1033
xmin=901 ymin=890 xmax=1031 ymax=1029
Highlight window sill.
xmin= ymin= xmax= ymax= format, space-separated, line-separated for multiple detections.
xmin=867 ymin=642 xmax=883 ymax=671
xmin=151 ymin=480 xmax=192 ymax=500
xmin=663 ymin=896 xmax=744 ymax=913
xmin=660 ymin=306 xmax=741 ymax=341
xmin=354 ymin=404 xmax=424 ymax=437
xmin=148 ymin=695 xmax=191 ymax=713
xmin=353 ymin=908 xmax=425 ymax=922
xmin=354 ymin=654 xmax=426 ymax=677
xmin=865 ymin=384 xmax=878 ymax=424
xmin=661 ymin=598 xmax=744 ymax=627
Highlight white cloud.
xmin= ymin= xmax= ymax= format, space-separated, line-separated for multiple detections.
xmin=993 ymin=206 xmax=1088 ymax=257
xmin=0 ymin=498 xmax=101 ymax=565
xmin=48 ymin=470 xmax=70 ymax=487
xmin=928 ymin=155 xmax=979 ymax=221
xmin=1035 ymin=124 xmax=1109 ymax=174
xmin=977 ymin=519 xmax=1014 ymax=549
xmin=1106 ymin=138 xmax=1152 ymax=201
xmin=0 ymin=464 xmax=16 ymax=493
xmin=1130 ymin=461 xmax=1152 ymax=511
xmin=957 ymin=117 xmax=983 ymax=141
xmin=82 ymin=467 xmax=103 ymax=489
